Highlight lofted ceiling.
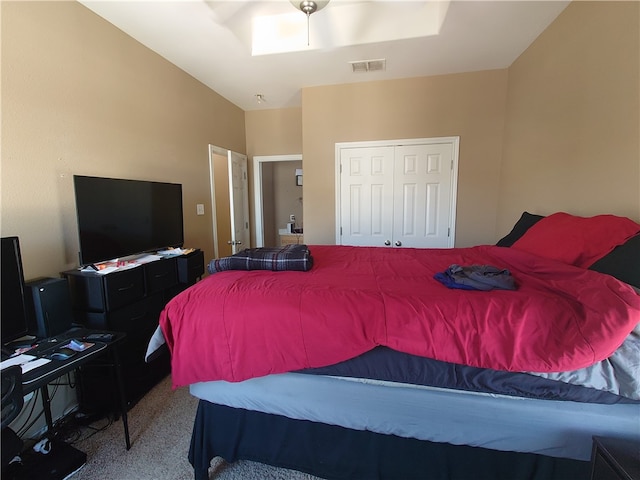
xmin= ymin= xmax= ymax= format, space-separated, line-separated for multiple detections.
xmin=78 ymin=0 xmax=570 ymax=111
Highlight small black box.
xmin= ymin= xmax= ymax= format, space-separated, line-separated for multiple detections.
xmin=24 ymin=277 xmax=73 ymax=339
xmin=6 ymin=440 xmax=86 ymax=480
xmin=176 ymin=250 xmax=204 ymax=285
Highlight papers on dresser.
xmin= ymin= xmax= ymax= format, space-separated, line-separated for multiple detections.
xmin=1 ymin=354 xmax=51 ymax=373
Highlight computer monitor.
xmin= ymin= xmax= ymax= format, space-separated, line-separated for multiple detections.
xmin=1 ymin=236 xmax=30 ymax=345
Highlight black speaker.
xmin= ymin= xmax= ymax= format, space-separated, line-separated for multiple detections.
xmin=24 ymin=277 xmax=73 ymax=339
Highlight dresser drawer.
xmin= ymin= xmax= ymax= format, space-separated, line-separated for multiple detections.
xmin=144 ymin=257 xmax=177 ymax=294
xmin=85 ymin=294 xmax=163 ymax=365
xmin=64 ymin=267 xmax=144 ymax=312
xmin=102 ymin=268 xmax=145 ymax=311
xmin=177 ymin=250 xmax=205 ymax=284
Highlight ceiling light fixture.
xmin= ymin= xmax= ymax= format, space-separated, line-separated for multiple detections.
xmin=255 ymin=94 xmax=265 ymax=104
xmin=290 ymin=0 xmax=329 ymax=46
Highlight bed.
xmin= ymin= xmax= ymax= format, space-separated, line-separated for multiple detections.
xmin=148 ymin=212 xmax=640 ymax=480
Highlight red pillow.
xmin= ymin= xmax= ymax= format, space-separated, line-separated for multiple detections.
xmin=511 ymin=212 xmax=640 ymax=268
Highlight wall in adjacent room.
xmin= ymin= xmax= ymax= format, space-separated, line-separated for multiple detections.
xmin=273 ymin=160 xmax=303 ymax=237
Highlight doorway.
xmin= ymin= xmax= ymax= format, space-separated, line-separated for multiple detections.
xmin=208 ymin=145 xmax=250 ymax=258
xmin=253 ymin=154 xmax=303 ymax=247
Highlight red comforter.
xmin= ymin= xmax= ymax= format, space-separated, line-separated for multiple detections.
xmin=160 ymin=245 xmax=640 ymax=387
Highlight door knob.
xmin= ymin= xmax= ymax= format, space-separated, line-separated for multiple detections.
xmin=395 ymin=240 xmax=402 ymax=246
xmin=384 ymin=240 xmax=391 ymax=246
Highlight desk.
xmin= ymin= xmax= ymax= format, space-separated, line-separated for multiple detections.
xmin=17 ymin=327 xmax=131 ymax=450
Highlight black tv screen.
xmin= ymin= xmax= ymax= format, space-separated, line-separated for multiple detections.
xmin=73 ymin=175 xmax=184 ymax=266
xmin=1 ymin=236 xmax=30 ymax=344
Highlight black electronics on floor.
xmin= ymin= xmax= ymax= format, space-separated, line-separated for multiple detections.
xmin=4 ymin=440 xmax=86 ymax=480
xmin=24 ymin=277 xmax=73 ymax=339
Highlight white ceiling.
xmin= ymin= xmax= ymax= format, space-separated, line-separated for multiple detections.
xmin=78 ymin=0 xmax=570 ymax=111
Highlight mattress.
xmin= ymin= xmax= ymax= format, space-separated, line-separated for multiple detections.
xmin=189 ymin=372 xmax=640 ymax=462
xmin=298 ymin=338 xmax=640 ymax=404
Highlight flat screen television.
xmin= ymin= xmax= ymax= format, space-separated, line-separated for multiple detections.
xmin=1 ymin=236 xmax=30 ymax=345
xmin=73 ymin=175 xmax=184 ymax=266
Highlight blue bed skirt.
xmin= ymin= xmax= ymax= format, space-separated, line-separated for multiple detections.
xmin=188 ymin=400 xmax=590 ymax=480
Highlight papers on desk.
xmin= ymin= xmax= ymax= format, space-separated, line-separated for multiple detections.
xmin=1 ymin=354 xmax=51 ymax=373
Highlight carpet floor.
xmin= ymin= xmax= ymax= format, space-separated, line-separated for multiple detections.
xmin=69 ymin=375 xmax=321 ymax=480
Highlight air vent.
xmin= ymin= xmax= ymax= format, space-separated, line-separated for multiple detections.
xmin=349 ymin=59 xmax=386 ymax=73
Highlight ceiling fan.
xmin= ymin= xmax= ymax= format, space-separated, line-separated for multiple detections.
xmin=206 ymin=1 xmax=445 ymax=56
xmin=289 ymin=1 xmax=330 ymax=45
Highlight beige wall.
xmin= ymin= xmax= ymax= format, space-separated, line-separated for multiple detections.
xmin=1 ymin=0 xmax=244 ymax=438
xmin=3 ymin=0 xmax=638 ymax=267
xmin=301 ymin=70 xmax=509 ymax=247
xmin=498 ymin=1 xmax=640 ymax=234
xmin=295 ymin=1 xmax=639 ymax=246
xmin=245 ymin=108 xmax=302 ymax=157
xmin=2 ymin=0 xmax=637 ymax=438
xmin=0 ymin=0 xmax=311 ymax=298
xmin=1 ymin=1 xmax=246 ymax=279
xmin=245 ymin=108 xmax=302 ymax=246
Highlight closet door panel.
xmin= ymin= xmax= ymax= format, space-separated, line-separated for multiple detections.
xmin=393 ymin=143 xmax=453 ymax=248
xmin=340 ymin=147 xmax=395 ymax=247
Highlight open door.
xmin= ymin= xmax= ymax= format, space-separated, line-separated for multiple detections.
xmin=228 ymin=151 xmax=251 ymax=254
xmin=252 ymin=154 xmax=303 ymax=247
xmin=209 ymin=145 xmax=250 ymax=258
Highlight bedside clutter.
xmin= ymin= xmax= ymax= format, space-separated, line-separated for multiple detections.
xmin=591 ymin=436 xmax=640 ymax=480
xmin=62 ymin=249 xmax=204 ymax=415
xmin=280 ymin=233 xmax=304 ymax=246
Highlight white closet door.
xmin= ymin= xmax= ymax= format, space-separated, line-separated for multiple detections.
xmin=338 ymin=138 xmax=457 ymax=248
xmin=393 ymin=143 xmax=453 ymax=248
xmin=339 ymin=146 xmax=395 ymax=247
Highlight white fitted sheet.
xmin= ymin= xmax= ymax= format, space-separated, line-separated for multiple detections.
xmin=190 ymin=372 xmax=640 ymax=461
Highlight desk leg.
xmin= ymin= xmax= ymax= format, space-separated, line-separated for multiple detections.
xmin=111 ymin=347 xmax=131 ymax=450
xmin=40 ymin=385 xmax=54 ymax=432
